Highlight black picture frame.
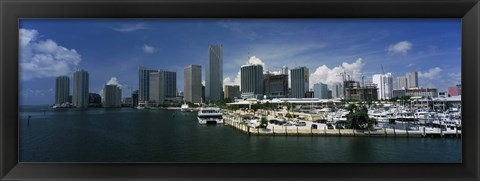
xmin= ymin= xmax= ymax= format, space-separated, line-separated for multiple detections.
xmin=1 ymin=0 xmax=479 ymax=180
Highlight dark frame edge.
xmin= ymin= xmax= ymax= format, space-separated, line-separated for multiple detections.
xmin=1 ymin=0 xmax=480 ymax=181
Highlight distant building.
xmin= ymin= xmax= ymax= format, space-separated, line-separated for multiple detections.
xmin=224 ymin=85 xmax=240 ymax=100
xmin=149 ymin=72 xmax=165 ymax=106
xmin=392 ymin=89 xmax=406 ymax=98
xmin=344 ymin=81 xmax=378 ymax=101
xmin=263 ymin=73 xmax=288 ymax=98
xmin=281 ymin=66 xmax=289 ymax=75
xmin=448 ymin=85 xmax=461 ymax=96
xmin=138 ymin=67 xmax=157 ymax=102
xmin=394 ymin=76 xmax=407 ymax=90
xmin=73 ymin=70 xmax=89 ymax=108
xmin=55 ymin=76 xmax=70 ymax=105
xmin=241 ymin=64 xmax=264 ymax=98
xmin=131 ymin=90 xmax=139 ymax=107
xmin=328 ymin=90 xmax=333 ymax=99
xmin=102 ymin=84 xmax=122 ymax=108
xmin=405 ymin=88 xmax=438 ymax=98
xmin=290 ymin=67 xmax=309 ymax=98
xmin=406 ymin=72 xmax=418 ymax=89
xmin=88 ymin=93 xmax=102 ymax=107
xmin=304 ymin=91 xmax=314 ymax=98
xmin=330 ymin=83 xmax=344 ymax=99
xmin=372 ymin=73 xmax=393 ymax=100
xmin=206 ymin=44 xmax=223 ymax=101
xmin=313 ymin=83 xmax=328 ymax=99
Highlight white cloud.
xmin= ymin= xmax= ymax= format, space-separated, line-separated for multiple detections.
xmin=142 ymin=44 xmax=156 ymax=54
xmin=112 ymin=23 xmax=148 ymax=32
xmin=386 ymin=41 xmax=412 ymax=55
xmin=223 ymin=71 xmax=241 ymax=86
xmin=246 ymin=56 xmax=265 ymax=67
xmin=418 ymin=67 xmax=442 ymax=80
xmin=309 ymin=58 xmax=365 ymax=88
xmin=106 ymin=77 xmax=123 ymax=88
xmin=20 ymin=28 xmax=81 ymax=81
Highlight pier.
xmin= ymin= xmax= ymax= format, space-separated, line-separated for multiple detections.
xmin=223 ymin=115 xmax=461 ymax=138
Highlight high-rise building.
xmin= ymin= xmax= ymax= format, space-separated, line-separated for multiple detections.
xmin=313 ymin=83 xmax=329 ymax=99
xmin=241 ymin=64 xmax=264 ymax=98
xmin=131 ymin=90 xmax=139 ymax=107
xmin=149 ymin=72 xmax=165 ymax=106
xmin=102 ymin=84 xmax=122 ymax=108
xmin=406 ymin=72 xmax=418 ymax=89
xmin=372 ymin=73 xmax=393 ymax=100
xmin=206 ymin=44 xmax=223 ymax=101
xmin=138 ymin=67 xmax=157 ymax=102
xmin=88 ymin=93 xmax=102 ymax=107
xmin=224 ymin=85 xmax=240 ymax=100
xmin=281 ymin=66 xmax=289 ymax=75
xmin=264 ymin=74 xmax=288 ymax=98
xmin=345 ymin=81 xmax=378 ymax=101
xmin=395 ymin=76 xmax=407 ymax=90
xmin=184 ymin=65 xmax=202 ymax=103
xmin=330 ymin=83 xmax=344 ymax=99
xmin=162 ymin=70 xmax=177 ymax=98
xmin=73 ymin=70 xmax=89 ymax=108
xmin=55 ymin=76 xmax=70 ymax=105
xmin=290 ymin=67 xmax=309 ymax=98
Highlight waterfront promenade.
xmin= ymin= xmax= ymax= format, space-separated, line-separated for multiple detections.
xmin=223 ymin=115 xmax=461 ymax=138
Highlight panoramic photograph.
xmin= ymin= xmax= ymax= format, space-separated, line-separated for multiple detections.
xmin=19 ymin=19 xmax=461 ymax=163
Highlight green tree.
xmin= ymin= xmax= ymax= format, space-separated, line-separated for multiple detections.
xmin=257 ymin=116 xmax=268 ymax=129
xmin=346 ymin=105 xmax=376 ymax=130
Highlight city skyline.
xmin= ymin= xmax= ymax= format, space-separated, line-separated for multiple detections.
xmin=20 ymin=19 xmax=461 ymax=105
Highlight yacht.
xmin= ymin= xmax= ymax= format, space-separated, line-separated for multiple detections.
xmin=180 ymin=103 xmax=190 ymax=112
xmin=197 ymin=107 xmax=223 ymax=124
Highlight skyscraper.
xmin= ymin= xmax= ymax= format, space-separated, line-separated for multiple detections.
xmin=206 ymin=44 xmax=223 ymax=101
xmin=161 ymin=70 xmax=177 ymax=98
xmin=73 ymin=70 xmax=89 ymax=108
xmin=264 ymin=74 xmax=288 ymax=98
xmin=313 ymin=83 xmax=328 ymax=99
xmin=372 ymin=73 xmax=393 ymax=100
xmin=184 ymin=64 xmax=202 ymax=103
xmin=149 ymin=72 xmax=165 ymax=106
xmin=281 ymin=66 xmax=289 ymax=75
xmin=290 ymin=67 xmax=309 ymax=98
xmin=331 ymin=83 xmax=344 ymax=99
xmin=394 ymin=76 xmax=407 ymax=90
xmin=102 ymin=84 xmax=122 ymax=108
xmin=139 ymin=67 xmax=157 ymax=102
xmin=55 ymin=76 xmax=70 ymax=105
xmin=240 ymin=64 xmax=264 ymax=98
xmin=406 ymin=72 xmax=418 ymax=89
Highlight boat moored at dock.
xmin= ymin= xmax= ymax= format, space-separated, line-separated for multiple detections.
xmin=197 ymin=107 xmax=223 ymax=124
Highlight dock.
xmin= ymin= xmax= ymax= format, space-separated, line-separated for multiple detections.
xmin=223 ymin=116 xmax=461 ymax=138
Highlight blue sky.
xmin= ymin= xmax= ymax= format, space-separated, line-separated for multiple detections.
xmin=19 ymin=19 xmax=461 ymax=105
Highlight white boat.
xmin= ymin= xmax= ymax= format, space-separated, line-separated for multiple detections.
xmin=180 ymin=103 xmax=190 ymax=112
xmin=136 ymin=101 xmax=146 ymax=109
xmin=197 ymin=107 xmax=223 ymax=124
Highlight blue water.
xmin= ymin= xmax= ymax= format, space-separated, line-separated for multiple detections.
xmin=19 ymin=105 xmax=461 ymax=163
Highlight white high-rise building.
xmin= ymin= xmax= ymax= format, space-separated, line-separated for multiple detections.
xmin=55 ymin=76 xmax=70 ymax=105
xmin=184 ymin=65 xmax=202 ymax=103
xmin=331 ymin=83 xmax=344 ymax=99
xmin=406 ymin=72 xmax=418 ymax=89
xmin=102 ymin=84 xmax=122 ymax=108
xmin=290 ymin=67 xmax=309 ymax=98
xmin=149 ymin=72 xmax=165 ymax=106
xmin=281 ymin=66 xmax=289 ymax=75
xmin=372 ymin=73 xmax=393 ymax=100
xmin=73 ymin=70 xmax=89 ymax=108
xmin=240 ymin=63 xmax=264 ymax=98
xmin=395 ymin=76 xmax=407 ymax=90
xmin=206 ymin=44 xmax=223 ymax=101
